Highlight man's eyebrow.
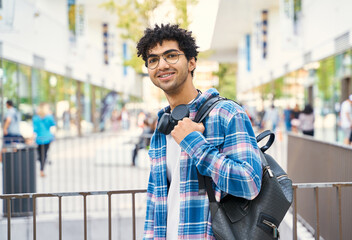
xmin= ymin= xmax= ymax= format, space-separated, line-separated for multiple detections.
xmin=147 ymin=49 xmax=180 ymax=57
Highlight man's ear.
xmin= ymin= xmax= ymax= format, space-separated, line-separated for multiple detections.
xmin=188 ymin=57 xmax=196 ymax=72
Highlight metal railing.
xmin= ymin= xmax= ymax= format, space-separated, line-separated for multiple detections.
xmin=1 ymin=181 xmax=352 ymax=239
xmin=287 ymin=133 xmax=352 ymax=239
xmin=0 ymin=189 xmax=147 ymax=240
xmin=1 ymin=132 xmax=351 ymax=239
xmin=292 ymin=182 xmax=352 ymax=240
xmin=0 ymin=132 xmax=151 ymax=215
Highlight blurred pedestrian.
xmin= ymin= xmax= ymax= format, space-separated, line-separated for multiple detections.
xmin=291 ymin=104 xmax=301 ymax=133
xmin=62 ymin=110 xmax=70 ymax=131
xmin=299 ymin=104 xmax=315 ymax=136
xmin=136 ymin=23 xmax=262 ymax=239
xmin=110 ymin=109 xmax=120 ymax=131
xmin=137 ymin=111 xmax=146 ymax=129
xmin=340 ymin=94 xmax=352 ymax=145
xmin=3 ymin=100 xmax=24 ymax=144
xmin=131 ymin=117 xmax=155 ymax=166
xmin=283 ymin=105 xmax=292 ymax=132
xmin=263 ymin=104 xmax=280 ymax=132
xmin=121 ymin=106 xmax=130 ymax=130
xmin=33 ymin=103 xmax=56 ymax=177
xmin=1 ymin=100 xmax=24 ymax=163
xmin=257 ymin=108 xmax=266 ymax=130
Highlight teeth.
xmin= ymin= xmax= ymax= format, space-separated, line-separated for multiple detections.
xmin=160 ymin=73 xmax=172 ymax=78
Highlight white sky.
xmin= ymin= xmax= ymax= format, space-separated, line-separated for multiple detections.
xmin=190 ymin=0 xmax=219 ymax=51
xmin=150 ymin=0 xmax=220 ymax=51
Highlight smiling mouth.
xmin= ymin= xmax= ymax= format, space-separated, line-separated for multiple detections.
xmin=159 ymin=73 xmax=174 ymax=78
xmin=157 ymin=72 xmax=175 ymax=80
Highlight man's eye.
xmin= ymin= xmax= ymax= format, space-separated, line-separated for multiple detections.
xmin=148 ymin=58 xmax=158 ymax=64
xmin=166 ymin=53 xmax=177 ymax=59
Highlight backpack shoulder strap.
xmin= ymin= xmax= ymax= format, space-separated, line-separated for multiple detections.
xmin=194 ymin=96 xmax=226 ymax=123
xmin=195 ymin=96 xmax=226 ymax=195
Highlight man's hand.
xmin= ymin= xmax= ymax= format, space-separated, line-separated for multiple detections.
xmin=3 ymin=128 xmax=8 ymax=135
xmin=171 ymin=118 xmax=205 ymax=144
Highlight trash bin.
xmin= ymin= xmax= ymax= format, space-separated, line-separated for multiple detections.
xmin=2 ymin=144 xmax=36 ymax=217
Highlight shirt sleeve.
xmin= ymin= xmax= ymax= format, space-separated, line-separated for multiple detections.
xmin=32 ymin=116 xmax=39 ymax=133
xmin=50 ymin=115 xmax=56 ymax=127
xmin=180 ymin=103 xmax=262 ymax=200
xmin=143 ymin=168 xmax=156 ymax=239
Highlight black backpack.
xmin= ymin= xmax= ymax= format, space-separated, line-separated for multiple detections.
xmin=195 ymin=96 xmax=293 ymax=240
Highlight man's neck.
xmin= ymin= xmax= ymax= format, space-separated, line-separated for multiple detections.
xmin=166 ymin=86 xmax=198 ymax=110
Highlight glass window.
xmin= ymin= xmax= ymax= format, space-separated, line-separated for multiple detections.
xmin=94 ymin=86 xmax=103 ymax=131
xmin=81 ymin=82 xmax=92 ymax=133
xmin=18 ymin=64 xmax=32 ymax=121
xmin=65 ymin=78 xmax=78 ymax=136
xmin=0 ymin=58 xmax=3 ymax=123
xmin=3 ymin=60 xmax=19 ymax=105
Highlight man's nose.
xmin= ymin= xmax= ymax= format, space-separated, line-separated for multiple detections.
xmin=158 ymin=56 xmax=170 ymax=69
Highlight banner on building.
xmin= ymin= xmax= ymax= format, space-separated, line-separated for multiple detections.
xmin=280 ymin=0 xmax=301 ymax=50
xmin=68 ymin=0 xmax=76 ymax=43
xmin=262 ymin=10 xmax=268 ymax=59
xmin=246 ymin=34 xmax=251 ymax=72
xmin=123 ymin=42 xmax=129 ymax=76
xmin=103 ymin=23 xmax=109 ymax=65
xmin=77 ymin=4 xmax=85 ymax=36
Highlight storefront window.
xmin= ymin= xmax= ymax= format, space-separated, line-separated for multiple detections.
xmin=17 ymin=64 xmax=34 ymax=138
xmin=94 ymin=86 xmax=103 ymax=131
xmin=32 ymin=68 xmax=49 ymax=105
xmin=3 ymin=60 xmax=19 ymax=106
xmin=0 ymin=58 xmax=3 ymax=123
xmin=67 ymin=78 xmax=78 ymax=136
xmin=81 ymin=82 xmax=92 ymax=133
xmin=18 ymin=64 xmax=32 ymax=121
xmin=55 ymin=75 xmax=68 ymax=135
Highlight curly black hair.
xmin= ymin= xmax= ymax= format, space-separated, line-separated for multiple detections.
xmin=136 ymin=24 xmax=199 ymax=76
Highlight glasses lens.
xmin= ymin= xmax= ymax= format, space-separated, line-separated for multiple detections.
xmin=147 ymin=56 xmax=159 ymax=69
xmin=164 ymin=51 xmax=179 ymax=64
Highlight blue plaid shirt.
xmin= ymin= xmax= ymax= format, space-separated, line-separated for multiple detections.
xmin=144 ymin=88 xmax=262 ymax=239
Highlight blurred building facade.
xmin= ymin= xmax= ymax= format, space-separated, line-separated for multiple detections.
xmin=210 ymin=0 xmax=352 ymax=143
xmin=0 ymin=0 xmax=142 ymax=136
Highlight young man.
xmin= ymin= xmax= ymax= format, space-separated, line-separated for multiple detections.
xmin=137 ymin=24 xmax=262 ymax=240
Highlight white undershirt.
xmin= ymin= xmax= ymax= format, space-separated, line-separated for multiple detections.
xmin=166 ymin=134 xmax=181 ymax=240
xmin=166 ymin=95 xmax=199 ymax=239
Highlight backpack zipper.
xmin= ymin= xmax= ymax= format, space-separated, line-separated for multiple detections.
xmin=277 ymin=174 xmax=288 ymax=180
xmin=263 ymin=166 xmax=274 ymax=178
xmin=263 ymin=219 xmax=279 ymax=238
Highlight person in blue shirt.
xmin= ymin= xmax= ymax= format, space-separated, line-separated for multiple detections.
xmin=283 ymin=105 xmax=292 ymax=132
xmin=136 ymin=24 xmax=262 ymax=240
xmin=33 ymin=103 xmax=56 ymax=177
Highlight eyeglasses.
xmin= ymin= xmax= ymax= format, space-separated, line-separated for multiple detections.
xmin=146 ymin=49 xmax=185 ymax=70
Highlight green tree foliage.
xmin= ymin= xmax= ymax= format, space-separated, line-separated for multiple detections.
xmin=101 ymin=0 xmax=161 ymax=73
xmin=317 ymin=57 xmax=334 ymax=101
xmin=274 ymin=77 xmax=284 ymax=99
xmin=172 ymin=0 xmax=198 ymax=29
xmin=261 ymin=77 xmax=284 ymax=100
xmin=3 ymin=61 xmax=18 ymax=102
xmin=213 ymin=63 xmax=237 ymax=100
xmin=101 ymin=0 xmax=198 ymax=74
